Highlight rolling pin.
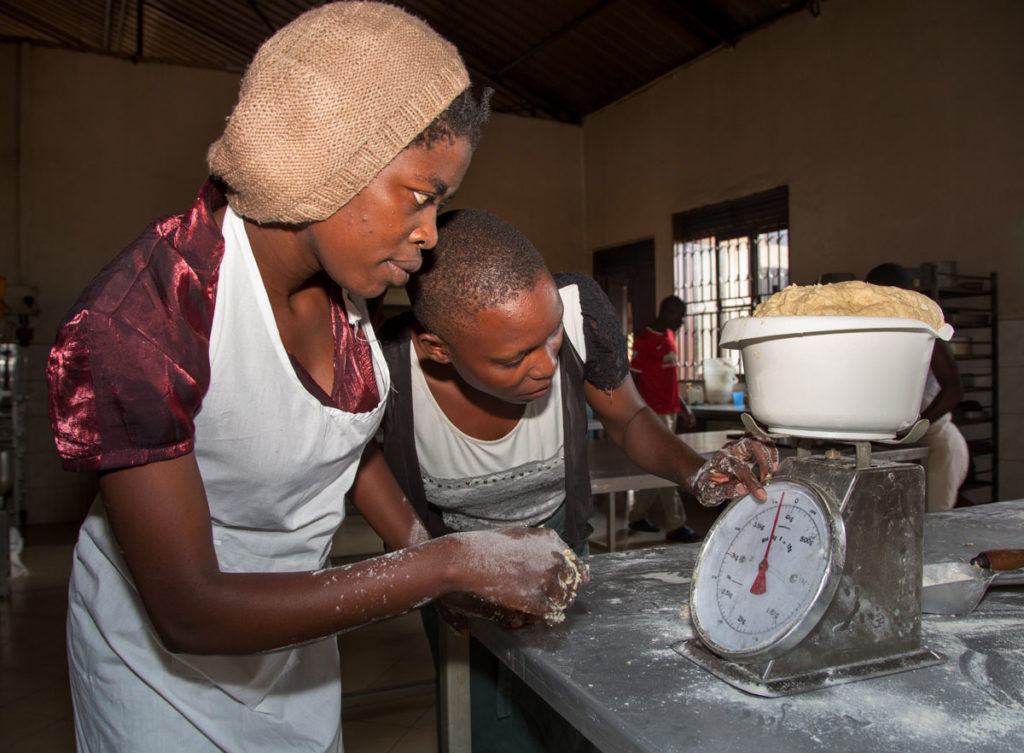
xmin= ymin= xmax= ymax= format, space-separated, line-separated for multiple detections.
xmin=969 ymin=549 xmax=1024 ymax=571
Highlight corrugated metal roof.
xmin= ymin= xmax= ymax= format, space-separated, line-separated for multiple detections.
xmin=1 ymin=0 xmax=814 ymax=123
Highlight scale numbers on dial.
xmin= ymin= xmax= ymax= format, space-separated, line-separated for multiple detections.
xmin=690 ymin=479 xmax=840 ymax=659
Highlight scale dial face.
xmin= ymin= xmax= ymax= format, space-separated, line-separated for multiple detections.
xmin=690 ymin=479 xmax=846 ymax=662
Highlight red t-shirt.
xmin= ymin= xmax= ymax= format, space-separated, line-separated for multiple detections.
xmin=630 ymin=326 xmax=681 ymax=415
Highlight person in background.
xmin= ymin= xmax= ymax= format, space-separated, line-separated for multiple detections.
xmin=45 ymin=6 xmax=584 ymax=752
xmin=379 ymin=209 xmax=778 ymax=752
xmin=866 ymin=263 xmax=969 ymax=511
xmin=628 ymin=295 xmax=703 ymax=542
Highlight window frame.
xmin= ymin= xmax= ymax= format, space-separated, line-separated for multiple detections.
xmin=672 ymin=186 xmax=790 ymax=381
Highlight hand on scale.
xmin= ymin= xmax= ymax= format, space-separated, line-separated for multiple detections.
xmin=689 ymin=433 xmax=779 ymax=506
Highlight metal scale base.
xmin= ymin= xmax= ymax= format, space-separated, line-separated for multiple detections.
xmin=675 ymin=637 xmax=942 ymax=698
xmin=675 ymin=421 xmax=945 ymax=697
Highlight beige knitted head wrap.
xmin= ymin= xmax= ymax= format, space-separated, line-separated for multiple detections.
xmin=207 ymin=1 xmax=469 ymax=224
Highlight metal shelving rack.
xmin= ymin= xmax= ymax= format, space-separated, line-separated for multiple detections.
xmin=926 ymin=270 xmax=999 ymax=504
xmin=0 ymin=341 xmax=27 ymax=598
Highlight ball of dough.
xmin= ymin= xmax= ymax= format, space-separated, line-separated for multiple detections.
xmin=753 ymin=281 xmax=944 ymax=330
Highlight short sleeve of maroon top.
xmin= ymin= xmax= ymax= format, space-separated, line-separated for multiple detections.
xmin=47 ymin=182 xmax=227 ymax=472
xmin=47 ymin=180 xmax=379 ymax=473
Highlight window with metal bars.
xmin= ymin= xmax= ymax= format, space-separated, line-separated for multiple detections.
xmin=672 ymin=186 xmax=790 ymax=380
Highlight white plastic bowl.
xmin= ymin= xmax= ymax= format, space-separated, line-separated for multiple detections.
xmin=720 ymin=316 xmax=954 ymax=440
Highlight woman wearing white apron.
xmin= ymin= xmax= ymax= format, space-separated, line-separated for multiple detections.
xmin=47 ymin=6 xmax=585 ymax=751
xmin=918 ymin=349 xmax=970 ymax=511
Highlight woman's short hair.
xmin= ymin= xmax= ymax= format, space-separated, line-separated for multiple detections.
xmin=409 ymin=210 xmax=548 ymax=339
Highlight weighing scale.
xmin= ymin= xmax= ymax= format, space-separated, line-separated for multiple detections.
xmin=673 ymin=416 xmax=945 ymax=697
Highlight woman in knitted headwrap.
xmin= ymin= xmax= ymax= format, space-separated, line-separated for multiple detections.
xmin=46 ymin=4 xmax=585 ymax=751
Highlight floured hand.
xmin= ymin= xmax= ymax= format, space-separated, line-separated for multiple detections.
xmin=689 ymin=434 xmax=778 ymax=507
xmin=449 ymin=528 xmax=591 ymax=625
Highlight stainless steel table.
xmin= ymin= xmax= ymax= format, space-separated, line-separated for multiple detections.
xmin=472 ymin=500 xmax=1024 ymax=753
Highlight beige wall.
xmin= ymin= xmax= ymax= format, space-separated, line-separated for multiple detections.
xmin=583 ymin=0 xmax=1023 ymax=301
xmin=451 ymin=113 xmax=585 ymax=274
xmin=581 ymin=0 xmax=1024 ymax=500
xmin=0 ymin=45 xmax=14 ymax=280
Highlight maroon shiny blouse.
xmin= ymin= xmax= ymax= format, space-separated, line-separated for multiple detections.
xmin=47 ymin=180 xmax=379 ymax=472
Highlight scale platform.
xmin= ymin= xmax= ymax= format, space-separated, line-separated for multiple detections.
xmin=675 ymin=419 xmax=945 ymax=697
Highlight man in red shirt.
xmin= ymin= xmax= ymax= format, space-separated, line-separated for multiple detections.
xmin=628 ymin=296 xmax=701 ymax=542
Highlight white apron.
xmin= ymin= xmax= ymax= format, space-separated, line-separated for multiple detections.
xmin=67 ymin=207 xmax=388 ymax=752
xmin=919 ymin=372 xmax=970 ymax=512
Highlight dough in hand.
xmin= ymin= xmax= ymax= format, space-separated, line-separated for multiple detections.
xmin=544 ymin=549 xmax=589 ymax=624
xmin=753 ymin=281 xmax=944 ymax=330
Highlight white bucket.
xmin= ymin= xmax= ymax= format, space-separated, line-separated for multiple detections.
xmin=702 ymin=358 xmax=738 ymax=404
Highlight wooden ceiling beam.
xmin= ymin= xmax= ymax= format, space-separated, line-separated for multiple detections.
xmin=0 ymin=0 xmax=91 ymax=48
xmin=492 ymin=0 xmax=618 ymax=78
xmin=644 ymin=0 xmax=740 ymax=47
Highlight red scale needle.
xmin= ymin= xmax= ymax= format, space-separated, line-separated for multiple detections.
xmin=750 ymin=492 xmax=785 ymax=595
